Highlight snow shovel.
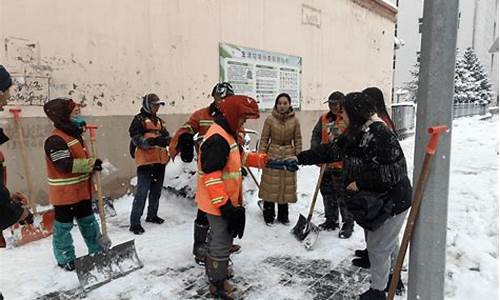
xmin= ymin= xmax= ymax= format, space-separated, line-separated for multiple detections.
xmin=75 ymin=124 xmax=143 ymax=292
xmin=291 ymin=164 xmax=327 ymax=250
xmin=244 ymin=166 xmax=265 ymax=211
xmin=8 ymin=108 xmax=54 ymax=246
xmin=387 ymin=125 xmax=448 ymax=300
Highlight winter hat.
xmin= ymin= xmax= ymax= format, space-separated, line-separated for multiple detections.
xmin=324 ymin=91 xmax=345 ymax=104
xmin=218 ymin=95 xmax=259 ymax=133
xmin=0 ymin=65 xmax=12 ymax=92
xmin=43 ymin=98 xmax=76 ymax=125
xmin=142 ymin=93 xmax=165 ymax=113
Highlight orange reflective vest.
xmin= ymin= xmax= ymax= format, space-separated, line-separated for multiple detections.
xmin=196 ymin=124 xmax=243 ymax=216
xmin=46 ymin=129 xmax=92 ymax=206
xmin=134 ymin=117 xmax=170 ymax=166
xmin=321 ymin=113 xmax=346 ymax=170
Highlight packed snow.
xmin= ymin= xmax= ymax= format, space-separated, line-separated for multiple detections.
xmin=0 ymin=115 xmax=497 ymax=299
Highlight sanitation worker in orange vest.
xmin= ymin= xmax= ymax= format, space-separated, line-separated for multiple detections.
xmin=196 ymin=95 xmax=293 ymax=299
xmin=0 ymin=65 xmax=34 ymax=248
xmin=43 ymin=98 xmax=104 ymax=271
xmin=128 ymin=93 xmax=171 ymax=235
xmin=310 ymin=91 xmax=354 ymax=238
xmin=169 ymin=82 xmax=243 ymax=265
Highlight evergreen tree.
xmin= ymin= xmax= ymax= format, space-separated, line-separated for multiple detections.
xmin=404 ymin=53 xmax=420 ymax=103
xmin=454 ymin=47 xmax=492 ymax=104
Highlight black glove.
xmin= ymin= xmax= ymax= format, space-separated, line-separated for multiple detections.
xmin=219 ymin=201 xmax=246 ymax=239
xmin=154 ymin=136 xmax=170 ymax=148
xmin=266 ymin=158 xmax=299 ymax=172
xmin=178 ymin=133 xmax=195 ymax=163
xmin=241 ymin=167 xmax=248 ymax=177
xmin=93 ymin=158 xmax=103 ymax=171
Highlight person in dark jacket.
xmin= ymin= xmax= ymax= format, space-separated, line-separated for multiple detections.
xmin=0 ymin=65 xmax=34 ymax=248
xmin=310 ymin=91 xmax=354 ymax=238
xmin=277 ymin=92 xmax=411 ymax=300
xmin=128 ymin=93 xmax=171 ymax=234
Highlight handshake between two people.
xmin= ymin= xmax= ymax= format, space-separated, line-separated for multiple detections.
xmin=266 ymin=156 xmax=299 ymax=172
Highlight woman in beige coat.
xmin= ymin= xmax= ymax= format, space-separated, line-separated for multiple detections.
xmin=258 ymin=93 xmax=302 ymax=225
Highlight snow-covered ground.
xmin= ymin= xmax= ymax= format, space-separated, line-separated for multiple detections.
xmin=0 ymin=115 xmax=498 ymax=299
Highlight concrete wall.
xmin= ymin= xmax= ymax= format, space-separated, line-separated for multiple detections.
xmin=0 ymin=0 xmax=396 ymax=204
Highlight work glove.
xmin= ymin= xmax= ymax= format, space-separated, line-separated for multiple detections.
xmin=154 ymin=136 xmax=171 ymax=148
xmin=178 ymin=133 xmax=195 ymax=163
xmin=266 ymin=157 xmax=299 ymax=172
xmin=19 ymin=210 xmax=34 ymax=225
xmin=241 ymin=167 xmax=248 ymax=177
xmin=93 ymin=158 xmax=103 ymax=171
xmin=219 ymin=201 xmax=246 ymax=239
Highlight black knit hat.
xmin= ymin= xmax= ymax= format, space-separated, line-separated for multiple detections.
xmin=0 ymin=65 xmax=13 ymax=92
xmin=324 ymin=91 xmax=345 ymax=104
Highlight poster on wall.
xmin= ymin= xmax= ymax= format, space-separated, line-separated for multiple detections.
xmin=219 ymin=43 xmax=302 ymax=111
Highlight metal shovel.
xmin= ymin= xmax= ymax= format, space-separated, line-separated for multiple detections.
xmin=291 ymin=164 xmax=326 ymax=250
xmin=75 ymin=125 xmax=143 ymax=292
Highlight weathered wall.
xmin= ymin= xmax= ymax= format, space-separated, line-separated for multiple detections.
xmin=0 ymin=0 xmax=396 ymax=204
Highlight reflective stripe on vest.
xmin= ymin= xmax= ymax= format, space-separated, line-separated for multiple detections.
xmin=196 ymin=124 xmax=242 ymax=216
xmin=134 ymin=117 xmax=170 ymax=166
xmin=45 ymin=129 xmax=92 ymax=206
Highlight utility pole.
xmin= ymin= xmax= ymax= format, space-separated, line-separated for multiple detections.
xmin=408 ymin=0 xmax=459 ymax=299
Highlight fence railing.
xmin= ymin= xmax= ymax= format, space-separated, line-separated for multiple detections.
xmin=391 ymin=102 xmax=490 ymax=139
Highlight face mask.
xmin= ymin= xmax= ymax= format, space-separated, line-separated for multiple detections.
xmin=71 ymin=115 xmax=87 ymax=128
xmin=0 ymin=128 xmax=9 ymax=145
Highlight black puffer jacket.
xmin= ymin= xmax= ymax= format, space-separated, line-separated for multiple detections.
xmin=0 ymin=185 xmax=23 ymax=230
xmin=297 ymin=121 xmax=411 ymax=215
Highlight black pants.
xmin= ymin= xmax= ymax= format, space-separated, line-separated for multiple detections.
xmin=130 ymin=163 xmax=166 ymax=225
xmin=319 ymin=169 xmax=353 ymax=225
xmin=54 ymin=199 xmax=93 ymax=223
xmin=263 ymin=201 xmax=288 ymax=223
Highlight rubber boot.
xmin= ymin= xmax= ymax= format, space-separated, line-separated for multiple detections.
xmin=52 ymin=221 xmax=76 ymax=266
xmin=76 ymin=215 xmax=103 ymax=254
xmin=205 ymin=256 xmax=234 ymax=299
xmin=193 ymin=222 xmax=209 ymax=265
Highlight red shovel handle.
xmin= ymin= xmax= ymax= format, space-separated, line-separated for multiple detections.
xmin=426 ymin=125 xmax=448 ymax=155
xmin=9 ymin=108 xmax=22 ymax=120
xmin=85 ymin=124 xmax=99 ymax=141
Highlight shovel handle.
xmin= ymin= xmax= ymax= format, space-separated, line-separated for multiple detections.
xmin=9 ymin=108 xmax=36 ymax=214
xmin=85 ymin=125 xmax=108 ymax=237
xmin=246 ymin=167 xmax=260 ymax=189
xmin=387 ymin=125 xmax=448 ymax=300
xmin=306 ymin=164 xmax=327 ymax=223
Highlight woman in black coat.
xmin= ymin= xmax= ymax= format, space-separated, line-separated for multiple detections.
xmin=285 ymin=92 xmax=411 ymax=300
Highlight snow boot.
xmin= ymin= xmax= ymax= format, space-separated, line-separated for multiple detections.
xmin=77 ymin=215 xmax=103 ymax=254
xmin=318 ymin=220 xmax=339 ymax=231
xmin=58 ymin=260 xmax=76 ymax=271
xmin=385 ymin=274 xmax=405 ymax=295
xmin=193 ymin=222 xmax=209 ymax=265
xmin=129 ymin=224 xmax=145 ymax=235
xmin=146 ymin=216 xmax=165 ymax=224
xmin=205 ymin=257 xmax=234 ymax=299
xmin=352 ymin=255 xmax=371 ymax=269
xmin=359 ymin=288 xmax=386 ymax=300
xmin=355 ymin=248 xmax=368 ymax=258
xmin=338 ymin=222 xmax=354 ymax=239
xmin=53 ymin=221 xmax=76 ymax=267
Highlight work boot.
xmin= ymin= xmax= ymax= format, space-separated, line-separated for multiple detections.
xmin=338 ymin=222 xmax=354 ymax=239
xmin=205 ymin=257 xmax=233 ymax=299
xmin=352 ymin=255 xmax=371 ymax=269
xmin=129 ymin=224 xmax=145 ymax=235
xmin=359 ymin=288 xmax=386 ymax=300
xmin=385 ymin=273 xmax=405 ymax=295
xmin=193 ymin=222 xmax=209 ymax=265
xmin=145 ymin=216 xmax=165 ymax=224
xmin=354 ymin=248 xmax=368 ymax=258
xmin=58 ymin=260 xmax=76 ymax=272
xmin=318 ymin=220 xmax=339 ymax=231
